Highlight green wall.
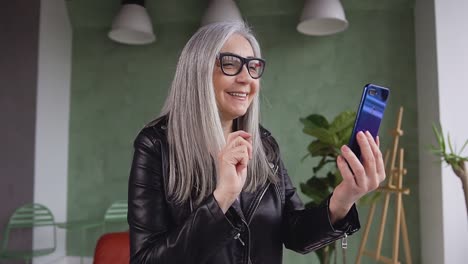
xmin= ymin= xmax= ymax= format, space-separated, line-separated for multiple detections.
xmin=67 ymin=3 xmax=419 ymax=264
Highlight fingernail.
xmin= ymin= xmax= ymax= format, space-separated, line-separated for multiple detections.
xmin=341 ymin=145 xmax=349 ymax=152
xmin=366 ymin=131 xmax=372 ymax=137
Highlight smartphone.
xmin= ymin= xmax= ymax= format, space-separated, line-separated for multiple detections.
xmin=348 ymin=84 xmax=390 ymax=160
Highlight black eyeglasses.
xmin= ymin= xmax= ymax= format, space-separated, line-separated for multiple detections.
xmin=217 ymin=52 xmax=266 ymax=79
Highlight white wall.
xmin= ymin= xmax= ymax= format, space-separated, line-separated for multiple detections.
xmin=34 ymin=0 xmax=72 ymax=263
xmin=434 ymin=0 xmax=468 ymax=263
xmin=415 ymin=0 xmax=468 ymax=263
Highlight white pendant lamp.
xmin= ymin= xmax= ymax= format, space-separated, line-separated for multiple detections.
xmin=201 ymin=0 xmax=243 ymax=26
xmin=108 ymin=0 xmax=156 ymax=45
xmin=297 ymin=0 xmax=348 ymax=36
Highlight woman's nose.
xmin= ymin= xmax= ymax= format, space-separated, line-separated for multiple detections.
xmin=235 ymin=65 xmax=252 ymax=83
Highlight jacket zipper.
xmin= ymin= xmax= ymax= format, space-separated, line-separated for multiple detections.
xmin=234 ymin=233 xmax=245 ymax=246
xmin=304 ymin=226 xmax=352 ymax=252
xmin=242 ymin=164 xmax=277 ymax=263
xmin=247 ymin=183 xmax=270 ymax=225
xmin=241 ymin=183 xmax=270 ymax=264
xmin=234 ymin=163 xmax=278 ymax=263
xmin=246 ymin=162 xmax=277 ymax=223
xmin=341 ymin=232 xmax=348 ymax=249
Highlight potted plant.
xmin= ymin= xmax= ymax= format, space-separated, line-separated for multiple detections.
xmin=431 ymin=124 xmax=468 ymax=216
xmin=299 ymin=110 xmax=353 ymax=264
xmin=299 ymin=110 xmax=380 ymax=264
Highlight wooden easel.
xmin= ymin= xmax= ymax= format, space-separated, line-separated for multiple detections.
xmin=356 ymin=107 xmax=412 ymax=264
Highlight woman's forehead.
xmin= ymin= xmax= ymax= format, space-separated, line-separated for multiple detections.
xmin=219 ymin=34 xmax=254 ymax=57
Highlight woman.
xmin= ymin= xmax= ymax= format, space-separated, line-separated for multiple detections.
xmin=128 ymin=22 xmax=385 ymax=264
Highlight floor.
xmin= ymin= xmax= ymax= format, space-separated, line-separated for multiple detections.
xmin=33 ymin=256 xmax=93 ymax=264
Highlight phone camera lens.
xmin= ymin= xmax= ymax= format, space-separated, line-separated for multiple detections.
xmin=369 ymin=89 xmax=377 ymax=96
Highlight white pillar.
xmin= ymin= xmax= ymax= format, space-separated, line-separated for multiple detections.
xmin=34 ymin=0 xmax=72 ymax=263
xmin=415 ymin=0 xmax=468 ymax=263
xmin=434 ymin=0 xmax=468 ymax=263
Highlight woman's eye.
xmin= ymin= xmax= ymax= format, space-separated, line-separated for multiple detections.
xmin=249 ymin=66 xmax=258 ymax=73
xmin=222 ymin=62 xmax=236 ymax=68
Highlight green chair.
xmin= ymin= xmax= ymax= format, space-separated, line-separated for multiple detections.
xmin=0 ymin=203 xmax=57 ymax=264
xmin=55 ymin=200 xmax=128 ymax=264
xmin=102 ymin=200 xmax=128 ymax=233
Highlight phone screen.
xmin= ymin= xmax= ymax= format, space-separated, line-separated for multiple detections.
xmin=348 ymin=84 xmax=390 ymax=160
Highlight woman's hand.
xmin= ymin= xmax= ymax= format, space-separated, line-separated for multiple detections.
xmin=214 ymin=130 xmax=252 ymax=213
xmin=330 ymin=131 xmax=386 ymax=224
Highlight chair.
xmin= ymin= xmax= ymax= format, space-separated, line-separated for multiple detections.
xmin=0 ymin=203 xmax=57 ymax=264
xmin=54 ymin=200 xmax=128 ymax=264
xmin=102 ymin=200 xmax=128 ymax=233
xmin=93 ymin=231 xmax=129 ymax=264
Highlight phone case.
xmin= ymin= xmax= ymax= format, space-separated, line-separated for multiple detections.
xmin=348 ymin=84 xmax=390 ymax=160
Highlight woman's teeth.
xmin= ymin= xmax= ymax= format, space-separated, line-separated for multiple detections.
xmin=228 ymin=92 xmax=247 ymax=97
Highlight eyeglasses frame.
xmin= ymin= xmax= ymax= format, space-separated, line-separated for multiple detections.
xmin=217 ymin=52 xmax=266 ymax=79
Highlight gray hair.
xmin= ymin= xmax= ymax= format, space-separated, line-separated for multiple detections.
xmin=160 ymin=21 xmax=277 ymax=206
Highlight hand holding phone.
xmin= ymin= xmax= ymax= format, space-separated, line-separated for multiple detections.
xmin=348 ymin=84 xmax=390 ymax=160
xmin=330 ymin=84 xmax=389 ymax=223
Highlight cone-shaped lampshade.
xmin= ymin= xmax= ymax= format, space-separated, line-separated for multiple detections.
xmin=201 ymin=0 xmax=243 ymax=26
xmin=108 ymin=0 xmax=156 ymax=45
xmin=297 ymin=0 xmax=348 ymax=36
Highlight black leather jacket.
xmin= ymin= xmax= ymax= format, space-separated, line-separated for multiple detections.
xmin=128 ymin=117 xmax=360 ymax=264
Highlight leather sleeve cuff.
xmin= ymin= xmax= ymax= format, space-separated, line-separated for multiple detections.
xmin=207 ymin=194 xmax=242 ymax=235
xmin=325 ymin=194 xmax=360 ymax=234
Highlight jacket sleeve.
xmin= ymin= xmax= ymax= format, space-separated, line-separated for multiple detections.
xmin=278 ymin=155 xmax=361 ymax=254
xmin=127 ymin=129 xmax=240 ymax=264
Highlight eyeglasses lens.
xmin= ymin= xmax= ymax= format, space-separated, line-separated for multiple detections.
xmin=220 ymin=55 xmax=264 ymax=78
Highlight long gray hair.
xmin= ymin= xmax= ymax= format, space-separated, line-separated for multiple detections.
xmin=160 ymin=22 xmax=277 ymax=206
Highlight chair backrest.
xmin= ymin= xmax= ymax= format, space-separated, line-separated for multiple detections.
xmin=93 ymin=232 xmax=129 ymax=264
xmin=1 ymin=203 xmax=56 ymax=256
xmin=104 ymin=200 xmax=127 ymax=223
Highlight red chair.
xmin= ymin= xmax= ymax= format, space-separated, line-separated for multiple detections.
xmin=93 ymin=232 xmax=129 ymax=264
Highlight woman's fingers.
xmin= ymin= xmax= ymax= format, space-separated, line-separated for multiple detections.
xmin=357 ymin=131 xmax=377 ymax=179
xmin=222 ymin=145 xmax=250 ymax=176
xmin=340 ymin=131 xmax=385 ymax=194
xmin=335 ymin=131 xmax=386 ymax=208
xmin=226 ymin=131 xmax=252 ymax=159
xmin=226 ymin=130 xmax=251 ymax=144
xmin=336 ymin=155 xmax=357 ymax=186
xmin=365 ymin=131 xmax=385 ymax=183
xmin=232 ymin=145 xmax=249 ymax=164
xmin=341 ymin=144 xmax=367 ymax=190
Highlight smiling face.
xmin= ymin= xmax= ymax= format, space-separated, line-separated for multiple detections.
xmin=213 ymin=34 xmax=260 ymax=123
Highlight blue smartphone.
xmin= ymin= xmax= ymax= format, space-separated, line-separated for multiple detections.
xmin=348 ymin=84 xmax=390 ymax=160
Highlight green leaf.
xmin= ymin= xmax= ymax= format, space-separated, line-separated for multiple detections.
xmin=303 ymin=127 xmax=337 ymax=145
xmin=334 ymin=170 xmax=343 ymax=186
xmin=337 ymin=125 xmax=354 ymax=146
xmin=312 ymin=158 xmax=327 ymax=174
xmin=305 ymin=200 xmax=320 ymax=209
xmin=313 ymin=157 xmax=336 ymax=174
xmin=326 ymin=171 xmax=338 ymax=188
xmin=300 ymin=182 xmax=324 ymax=202
xmin=301 ymin=177 xmax=332 ymax=202
xmin=330 ymin=110 xmax=356 ymax=133
xmin=458 ymin=139 xmax=468 ymax=156
xmin=307 ymin=141 xmax=336 ymax=157
xmin=300 ymin=114 xmax=330 ymax=129
xmin=299 ymin=182 xmax=313 ymax=197
xmin=448 ymin=133 xmax=455 ymax=154
xmin=432 ymin=123 xmax=445 ymax=153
